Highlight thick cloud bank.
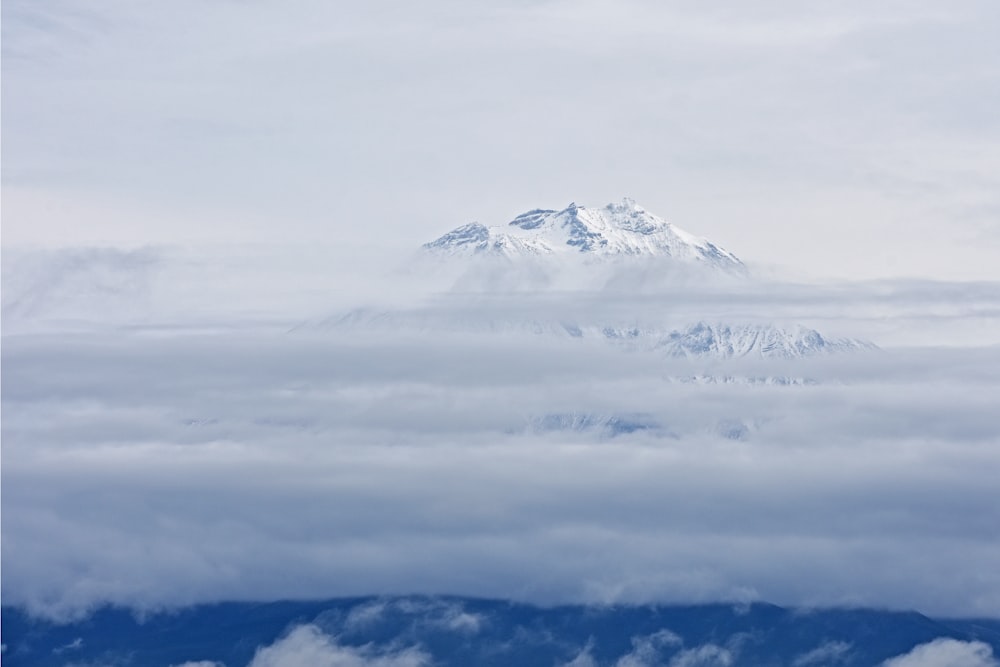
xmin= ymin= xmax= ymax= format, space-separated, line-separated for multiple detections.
xmin=2 ymin=246 xmax=1000 ymax=620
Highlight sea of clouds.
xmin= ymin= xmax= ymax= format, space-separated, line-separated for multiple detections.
xmin=2 ymin=245 xmax=999 ymax=621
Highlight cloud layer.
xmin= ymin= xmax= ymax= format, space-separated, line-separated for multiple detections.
xmin=3 ymin=251 xmax=999 ymax=620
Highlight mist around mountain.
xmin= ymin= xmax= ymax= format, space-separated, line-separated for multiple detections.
xmin=2 ymin=202 xmax=1000 ymax=664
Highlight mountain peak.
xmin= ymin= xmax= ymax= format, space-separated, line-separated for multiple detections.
xmin=424 ymin=199 xmax=746 ymax=275
xmin=422 ymin=222 xmax=492 ymax=253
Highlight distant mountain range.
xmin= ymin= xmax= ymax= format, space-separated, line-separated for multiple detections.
xmin=321 ymin=311 xmax=874 ymax=361
xmin=654 ymin=321 xmax=876 ymax=359
xmin=423 ymin=198 xmax=746 ymax=274
xmin=406 ymin=200 xmax=875 ymax=365
xmin=4 ymin=597 xmax=998 ymax=667
xmin=322 ymin=205 xmax=882 ymax=441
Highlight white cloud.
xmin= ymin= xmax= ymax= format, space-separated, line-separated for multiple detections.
xmin=247 ymin=625 xmax=428 ymax=667
xmin=614 ymin=629 xmax=683 ymax=667
xmin=437 ymin=608 xmax=483 ymax=634
xmin=3 ymin=308 xmax=1000 ymax=620
xmin=562 ymin=643 xmax=599 ymax=667
xmin=882 ymin=638 xmax=998 ymax=667
xmin=344 ymin=601 xmax=389 ymax=632
xmin=342 ymin=598 xmax=484 ymax=636
xmin=53 ymin=636 xmax=84 ymax=653
xmin=3 ymin=242 xmax=1000 ymax=622
xmin=668 ymin=644 xmax=734 ymax=667
xmin=794 ymin=640 xmax=852 ymax=666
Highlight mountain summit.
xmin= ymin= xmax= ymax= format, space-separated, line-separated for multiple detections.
xmin=423 ymin=198 xmax=746 ymax=274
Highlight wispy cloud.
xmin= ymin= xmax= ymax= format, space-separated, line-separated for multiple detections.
xmin=247 ymin=625 xmax=428 ymax=667
xmin=882 ymin=638 xmax=998 ymax=667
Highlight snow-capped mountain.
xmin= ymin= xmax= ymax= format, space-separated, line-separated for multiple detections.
xmin=311 ymin=308 xmax=874 ymax=361
xmin=527 ymin=412 xmax=665 ymax=437
xmin=298 ymin=198 xmax=877 ymax=370
xmin=526 ymin=412 xmax=769 ymax=442
xmin=601 ymin=321 xmax=874 ymax=359
xmin=423 ymin=198 xmax=746 ymax=274
xmin=653 ymin=322 xmax=877 ymax=359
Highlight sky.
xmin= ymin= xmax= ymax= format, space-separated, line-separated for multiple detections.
xmin=3 ymin=0 xmax=1000 ymax=280
xmin=3 ymin=0 xmax=1000 ymax=629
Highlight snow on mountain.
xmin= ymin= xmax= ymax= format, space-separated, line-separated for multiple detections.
xmin=665 ymin=375 xmax=818 ymax=386
xmin=423 ymin=198 xmax=746 ymax=274
xmin=313 ymin=309 xmax=874 ymax=361
xmin=526 ymin=412 xmax=771 ymax=441
xmin=653 ymin=322 xmax=877 ymax=359
xmin=527 ymin=412 xmax=666 ymax=437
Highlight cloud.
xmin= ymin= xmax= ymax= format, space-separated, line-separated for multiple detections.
xmin=882 ymin=638 xmax=998 ymax=667
xmin=342 ymin=598 xmax=484 ymax=636
xmin=3 ymin=311 xmax=1000 ymax=620
xmin=434 ymin=607 xmax=483 ymax=634
xmin=344 ymin=601 xmax=390 ymax=632
xmin=7 ymin=243 xmax=1000 ymax=348
xmin=53 ymin=636 xmax=84 ymax=654
xmin=668 ymin=644 xmax=734 ymax=667
xmin=0 ymin=246 xmax=163 ymax=324
xmin=247 ymin=625 xmax=428 ymax=667
xmin=614 ymin=630 xmax=683 ymax=667
xmin=2 ymin=245 xmax=1000 ymax=621
xmin=793 ymin=640 xmax=852 ymax=666
xmin=561 ymin=642 xmax=598 ymax=667
xmin=611 ymin=631 xmax=734 ymax=667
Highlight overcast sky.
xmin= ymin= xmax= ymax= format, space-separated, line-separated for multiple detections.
xmin=3 ymin=0 xmax=1000 ymax=280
